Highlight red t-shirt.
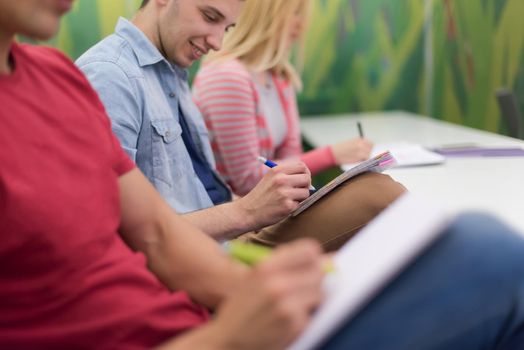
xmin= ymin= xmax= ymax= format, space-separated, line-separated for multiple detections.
xmin=0 ymin=43 xmax=209 ymax=349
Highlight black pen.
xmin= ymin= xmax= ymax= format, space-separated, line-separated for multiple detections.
xmin=357 ymin=121 xmax=364 ymax=138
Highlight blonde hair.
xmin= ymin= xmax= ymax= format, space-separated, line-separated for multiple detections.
xmin=205 ymin=0 xmax=311 ymax=90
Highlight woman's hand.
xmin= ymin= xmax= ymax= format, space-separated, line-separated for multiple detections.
xmin=331 ymin=138 xmax=373 ymax=165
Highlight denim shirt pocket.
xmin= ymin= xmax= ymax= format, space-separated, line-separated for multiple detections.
xmin=150 ymin=118 xmax=185 ymax=186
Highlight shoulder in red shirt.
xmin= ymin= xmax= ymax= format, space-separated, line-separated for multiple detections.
xmin=0 ymin=43 xmax=208 ymax=350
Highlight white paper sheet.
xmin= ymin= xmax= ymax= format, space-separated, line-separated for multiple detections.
xmin=343 ymin=142 xmax=445 ymax=170
xmin=288 ymin=193 xmax=454 ymax=350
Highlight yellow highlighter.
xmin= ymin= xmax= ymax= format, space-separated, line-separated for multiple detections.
xmin=226 ymin=241 xmax=335 ymax=274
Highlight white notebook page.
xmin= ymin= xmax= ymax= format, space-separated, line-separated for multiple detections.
xmin=288 ymin=193 xmax=454 ymax=350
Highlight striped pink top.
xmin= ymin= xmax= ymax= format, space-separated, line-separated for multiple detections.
xmin=193 ymin=59 xmax=335 ymax=195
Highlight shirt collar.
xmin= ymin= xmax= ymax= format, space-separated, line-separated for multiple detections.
xmin=114 ymin=17 xmax=189 ymax=80
xmin=115 ymin=17 xmax=164 ymax=67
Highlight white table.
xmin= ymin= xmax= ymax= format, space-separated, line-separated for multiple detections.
xmin=301 ymin=111 xmax=524 ymax=234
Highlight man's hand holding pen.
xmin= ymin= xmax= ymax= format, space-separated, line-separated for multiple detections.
xmin=235 ymin=160 xmax=313 ymax=230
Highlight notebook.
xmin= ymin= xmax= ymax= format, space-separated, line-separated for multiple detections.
xmin=291 ymin=151 xmax=396 ymax=217
xmin=288 ymin=193 xmax=455 ymax=350
xmin=342 ymin=142 xmax=445 ymax=171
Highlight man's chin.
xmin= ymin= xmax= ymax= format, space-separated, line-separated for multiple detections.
xmin=23 ymin=30 xmax=58 ymax=42
xmin=22 ymin=22 xmax=60 ymax=41
xmin=172 ymin=57 xmax=195 ymax=69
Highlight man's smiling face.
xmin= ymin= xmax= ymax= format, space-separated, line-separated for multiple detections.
xmin=157 ymin=0 xmax=242 ymax=68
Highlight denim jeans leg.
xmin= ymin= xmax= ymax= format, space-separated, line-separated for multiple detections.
xmin=319 ymin=213 xmax=524 ymax=350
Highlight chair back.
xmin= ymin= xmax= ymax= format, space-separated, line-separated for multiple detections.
xmin=496 ymin=88 xmax=523 ymax=139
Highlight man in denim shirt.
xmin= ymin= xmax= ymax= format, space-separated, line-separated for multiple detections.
xmin=76 ymin=0 xmax=405 ymax=247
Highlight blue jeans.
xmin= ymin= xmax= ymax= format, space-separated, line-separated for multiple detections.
xmin=320 ymin=213 xmax=524 ymax=349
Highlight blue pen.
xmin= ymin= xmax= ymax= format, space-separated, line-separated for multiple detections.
xmin=257 ymin=156 xmax=317 ymax=193
xmin=257 ymin=156 xmax=278 ymax=168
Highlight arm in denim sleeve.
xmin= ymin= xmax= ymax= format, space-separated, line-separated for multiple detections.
xmin=77 ymin=61 xmax=142 ymax=162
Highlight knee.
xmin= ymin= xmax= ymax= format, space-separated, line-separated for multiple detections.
xmin=448 ymin=212 xmax=524 ymax=249
xmin=350 ymin=173 xmax=407 ymax=212
xmin=433 ymin=212 xmax=524 ymax=277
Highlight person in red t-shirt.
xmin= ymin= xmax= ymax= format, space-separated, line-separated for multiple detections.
xmin=0 ymin=1 xmax=325 ymax=349
xmin=2 ymin=1 xmax=524 ymax=350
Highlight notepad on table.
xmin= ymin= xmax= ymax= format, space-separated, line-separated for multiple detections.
xmin=288 ymin=193 xmax=455 ymax=350
xmin=342 ymin=142 xmax=445 ymax=171
xmin=291 ymin=151 xmax=396 ymax=217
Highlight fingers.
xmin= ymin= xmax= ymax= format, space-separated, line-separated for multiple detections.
xmin=259 ymin=271 xmax=324 ymax=337
xmin=273 ymin=173 xmax=311 ymax=194
xmin=258 ymin=240 xmax=324 ymax=286
xmin=263 ymin=172 xmax=310 ymax=207
xmin=267 ymin=161 xmax=313 ymax=191
xmin=242 ymin=161 xmax=312 ymax=228
xmin=358 ymin=138 xmax=373 ymax=155
xmin=270 ymin=239 xmax=323 ymax=269
xmin=352 ymin=139 xmax=372 ymax=157
xmin=272 ymin=160 xmax=310 ymax=175
xmin=255 ymin=240 xmax=325 ymax=337
xmin=332 ymin=138 xmax=374 ymax=164
xmin=359 ymin=137 xmax=373 ymax=146
xmin=212 ymin=240 xmax=325 ymax=350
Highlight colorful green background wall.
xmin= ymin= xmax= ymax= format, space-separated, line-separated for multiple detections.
xmin=301 ymin=0 xmax=524 ymax=136
xmin=36 ymin=0 xmax=524 ymax=136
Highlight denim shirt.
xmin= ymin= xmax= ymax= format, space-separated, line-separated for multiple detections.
xmin=76 ymin=18 xmax=224 ymax=213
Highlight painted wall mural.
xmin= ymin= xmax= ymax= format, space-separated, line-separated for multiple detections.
xmin=31 ymin=0 xmax=524 ymax=136
xmin=430 ymin=0 xmax=524 ymax=133
xmin=301 ymin=0 xmax=427 ymax=115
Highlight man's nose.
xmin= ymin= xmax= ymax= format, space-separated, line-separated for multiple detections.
xmin=206 ymin=30 xmax=225 ymax=52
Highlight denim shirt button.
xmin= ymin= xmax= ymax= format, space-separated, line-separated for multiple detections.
xmin=169 ymin=92 xmax=175 ymax=98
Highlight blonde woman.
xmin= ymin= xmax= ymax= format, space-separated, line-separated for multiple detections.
xmin=193 ymin=0 xmax=373 ymax=196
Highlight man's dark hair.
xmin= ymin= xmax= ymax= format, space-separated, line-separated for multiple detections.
xmin=140 ymin=0 xmax=149 ymax=8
